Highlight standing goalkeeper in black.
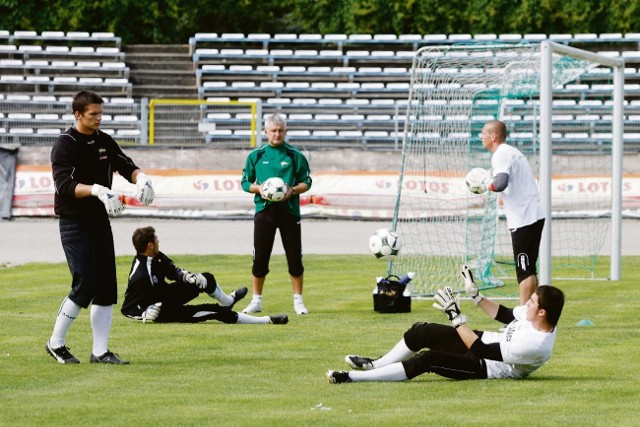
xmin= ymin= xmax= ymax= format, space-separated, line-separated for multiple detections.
xmin=47 ymin=90 xmax=155 ymax=365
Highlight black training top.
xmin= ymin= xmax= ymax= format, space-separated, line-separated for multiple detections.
xmin=50 ymin=127 xmax=139 ymax=217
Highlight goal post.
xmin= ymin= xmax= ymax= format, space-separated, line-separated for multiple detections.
xmin=389 ymin=41 xmax=624 ymax=297
xmin=539 ymin=41 xmax=624 ymax=283
xmin=148 ymin=99 xmax=262 ymax=146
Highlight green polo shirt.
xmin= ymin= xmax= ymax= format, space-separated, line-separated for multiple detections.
xmin=241 ymin=142 xmax=312 ymax=217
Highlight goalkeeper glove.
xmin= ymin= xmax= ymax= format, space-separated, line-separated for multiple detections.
xmin=461 ymin=265 xmax=484 ymax=304
xmin=185 ymin=272 xmax=208 ymax=289
xmin=91 ymin=184 xmax=124 ymax=216
xmin=142 ymin=302 xmax=162 ymax=323
xmin=433 ymin=286 xmax=468 ymax=328
xmin=135 ymin=172 xmax=155 ymax=206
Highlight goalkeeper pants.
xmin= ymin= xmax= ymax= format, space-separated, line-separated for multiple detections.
xmin=157 ymin=303 xmax=238 ymax=324
xmin=59 ymin=215 xmax=117 ymax=308
xmin=252 ymin=205 xmax=304 ymax=278
xmin=401 ymin=322 xmax=488 ymax=380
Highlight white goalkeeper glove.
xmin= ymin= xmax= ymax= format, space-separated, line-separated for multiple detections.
xmin=433 ymin=286 xmax=468 ymax=328
xmin=461 ymin=265 xmax=484 ymax=304
xmin=142 ymin=302 xmax=162 ymax=323
xmin=465 ymin=167 xmax=491 ymax=195
xmin=135 ymin=172 xmax=155 ymax=206
xmin=91 ymin=184 xmax=124 ymax=216
xmin=185 ymin=272 xmax=208 ymax=289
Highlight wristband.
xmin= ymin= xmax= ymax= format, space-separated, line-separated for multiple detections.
xmin=472 ymin=294 xmax=484 ymax=304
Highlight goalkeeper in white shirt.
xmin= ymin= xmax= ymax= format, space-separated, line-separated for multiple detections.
xmin=467 ymin=120 xmax=546 ymax=304
xmin=326 ymin=266 xmax=564 ymax=384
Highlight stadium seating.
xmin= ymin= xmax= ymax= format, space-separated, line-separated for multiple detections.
xmin=3 ymin=30 xmax=640 ymax=149
xmin=0 ymin=30 xmax=130 ymax=98
xmin=0 ymin=93 xmax=141 ymax=144
xmin=188 ymin=32 xmax=640 ymax=150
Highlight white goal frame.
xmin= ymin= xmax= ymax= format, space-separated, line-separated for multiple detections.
xmin=539 ymin=41 xmax=624 ymax=283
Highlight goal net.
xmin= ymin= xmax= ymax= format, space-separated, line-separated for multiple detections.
xmin=389 ymin=42 xmax=623 ymax=296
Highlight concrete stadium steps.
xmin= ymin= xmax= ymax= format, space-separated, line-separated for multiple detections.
xmin=123 ymin=44 xmax=197 ymax=99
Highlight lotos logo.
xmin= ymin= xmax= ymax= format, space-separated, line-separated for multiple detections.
xmin=556 ymin=183 xmax=574 ymax=193
xmin=193 ymin=180 xmax=210 ymax=191
xmin=375 ymin=180 xmax=393 ymax=189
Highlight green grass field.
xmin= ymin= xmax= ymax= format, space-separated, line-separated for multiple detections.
xmin=1 ymin=255 xmax=639 ymax=426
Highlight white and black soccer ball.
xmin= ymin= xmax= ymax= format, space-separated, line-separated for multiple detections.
xmin=368 ymin=228 xmax=402 ymax=259
xmin=261 ymin=177 xmax=289 ymax=202
xmin=465 ymin=167 xmax=491 ymax=194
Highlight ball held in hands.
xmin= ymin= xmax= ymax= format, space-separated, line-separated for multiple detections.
xmin=465 ymin=167 xmax=491 ymax=194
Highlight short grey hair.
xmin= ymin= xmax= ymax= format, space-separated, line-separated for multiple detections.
xmin=265 ymin=114 xmax=287 ymax=129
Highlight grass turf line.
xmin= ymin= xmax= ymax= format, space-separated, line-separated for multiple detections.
xmin=1 ymin=255 xmax=639 ymax=426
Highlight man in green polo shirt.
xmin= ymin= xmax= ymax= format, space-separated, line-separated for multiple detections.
xmin=240 ymin=114 xmax=313 ymax=315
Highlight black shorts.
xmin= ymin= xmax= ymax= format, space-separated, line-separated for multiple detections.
xmin=252 ymin=204 xmax=303 ymax=278
xmin=59 ymin=215 xmax=117 ymax=307
xmin=510 ymin=218 xmax=545 ymax=283
xmin=401 ymin=322 xmax=488 ymax=380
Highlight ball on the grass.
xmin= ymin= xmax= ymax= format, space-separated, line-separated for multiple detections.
xmin=261 ymin=177 xmax=289 ymax=202
xmin=465 ymin=167 xmax=491 ymax=194
xmin=368 ymin=228 xmax=402 ymax=259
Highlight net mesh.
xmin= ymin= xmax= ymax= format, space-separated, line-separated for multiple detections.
xmin=389 ymin=43 xmax=612 ymax=296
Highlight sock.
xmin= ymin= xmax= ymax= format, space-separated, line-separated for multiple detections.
xmin=235 ymin=312 xmax=270 ymax=324
xmin=293 ymin=294 xmax=304 ymax=304
xmin=349 ymin=362 xmax=409 ymax=382
xmin=372 ymin=339 xmax=415 ymax=369
xmin=49 ymin=297 xmax=82 ymax=348
xmin=252 ymin=295 xmax=262 ymax=303
xmin=209 ymin=282 xmax=234 ymax=306
xmin=90 ymin=304 xmax=113 ymax=357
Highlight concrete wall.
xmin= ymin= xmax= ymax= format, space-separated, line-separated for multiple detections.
xmin=15 ymin=145 xmax=640 ymax=173
xmin=17 ymin=146 xmax=404 ymax=172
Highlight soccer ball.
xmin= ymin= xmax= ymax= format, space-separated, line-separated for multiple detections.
xmin=368 ymin=228 xmax=402 ymax=259
xmin=465 ymin=167 xmax=491 ymax=194
xmin=261 ymin=177 xmax=289 ymax=202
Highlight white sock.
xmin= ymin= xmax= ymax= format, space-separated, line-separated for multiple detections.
xmin=373 ymin=339 xmax=415 ymax=369
xmin=90 ymin=304 xmax=113 ymax=356
xmin=252 ymin=295 xmax=262 ymax=303
xmin=293 ymin=294 xmax=304 ymax=303
xmin=209 ymin=282 xmax=234 ymax=306
xmin=349 ymin=362 xmax=409 ymax=382
xmin=235 ymin=313 xmax=270 ymax=324
xmin=49 ymin=297 xmax=81 ymax=348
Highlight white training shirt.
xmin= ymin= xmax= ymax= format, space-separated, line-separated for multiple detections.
xmin=491 ymin=143 xmax=545 ymax=229
xmin=480 ymin=305 xmax=557 ymax=379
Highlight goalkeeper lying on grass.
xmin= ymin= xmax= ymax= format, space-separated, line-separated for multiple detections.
xmin=121 ymin=226 xmax=288 ymax=325
xmin=326 ymin=266 xmax=564 ymax=383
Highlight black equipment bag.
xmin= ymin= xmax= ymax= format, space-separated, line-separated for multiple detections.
xmin=373 ymin=275 xmax=411 ymax=313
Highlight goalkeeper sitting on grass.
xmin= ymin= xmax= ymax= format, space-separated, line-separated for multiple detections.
xmin=121 ymin=226 xmax=288 ymax=325
xmin=326 ymin=266 xmax=564 ymax=383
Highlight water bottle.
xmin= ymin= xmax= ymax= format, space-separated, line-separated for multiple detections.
xmin=399 ymin=272 xmax=415 ymax=296
xmin=398 ymin=272 xmax=415 ymax=286
xmin=373 ymin=277 xmax=384 ymax=294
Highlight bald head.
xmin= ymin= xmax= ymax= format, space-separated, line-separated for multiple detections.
xmin=484 ymin=120 xmax=507 ymax=142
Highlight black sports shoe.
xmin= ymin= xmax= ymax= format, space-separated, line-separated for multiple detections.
xmin=345 ymin=355 xmax=375 ymax=370
xmin=269 ymin=314 xmax=289 ymax=324
xmin=326 ymin=370 xmax=352 ymax=384
xmin=228 ymin=287 xmax=248 ymax=308
xmin=90 ymin=351 xmax=129 ymax=365
xmin=46 ymin=340 xmax=80 ymax=364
